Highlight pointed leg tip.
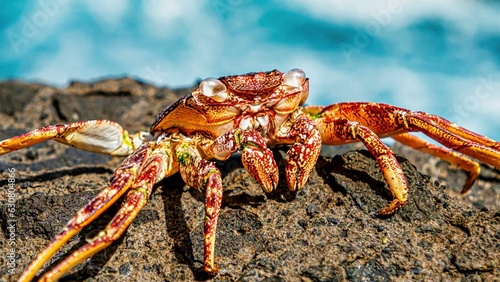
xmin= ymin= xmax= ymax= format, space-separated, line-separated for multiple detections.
xmin=377 ymin=209 xmax=393 ymax=217
xmin=204 ymin=264 xmax=219 ymax=276
xmin=378 ymin=199 xmax=406 ymax=216
xmin=461 ymin=174 xmax=477 ymax=194
xmin=460 ymin=186 xmax=472 ymax=195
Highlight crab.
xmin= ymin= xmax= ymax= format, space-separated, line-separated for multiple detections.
xmin=1 ymin=68 xmax=500 ymax=281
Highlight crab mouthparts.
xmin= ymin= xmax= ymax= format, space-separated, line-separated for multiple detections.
xmin=239 ymin=115 xmax=270 ymax=131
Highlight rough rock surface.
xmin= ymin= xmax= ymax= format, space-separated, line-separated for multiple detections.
xmin=0 ymin=78 xmax=499 ymax=281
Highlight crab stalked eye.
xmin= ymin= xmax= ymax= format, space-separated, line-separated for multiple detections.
xmin=199 ymin=78 xmax=228 ymax=102
xmin=283 ymin=68 xmax=306 ymax=87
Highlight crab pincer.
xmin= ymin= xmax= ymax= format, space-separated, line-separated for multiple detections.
xmin=207 ymin=128 xmax=279 ymax=192
xmin=273 ymin=113 xmax=322 ymax=191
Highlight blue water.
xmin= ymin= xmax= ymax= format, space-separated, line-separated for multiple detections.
xmin=1 ymin=0 xmax=500 ymax=140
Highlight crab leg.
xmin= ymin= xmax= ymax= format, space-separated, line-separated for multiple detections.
xmin=305 ymin=102 xmax=500 ymax=211
xmin=18 ymin=142 xmax=175 ymax=281
xmin=175 ymin=142 xmax=223 ymax=275
xmin=403 ymin=111 xmax=500 ymax=167
xmin=189 ymin=129 xmax=279 ymax=274
xmin=392 ymin=133 xmax=480 ymax=193
xmin=37 ymin=143 xmax=172 ymax=282
xmin=304 ymin=103 xmax=500 ymax=168
xmin=417 ymin=112 xmax=500 ymax=150
xmin=17 ymin=143 xmax=151 ymax=281
xmin=313 ymin=116 xmax=408 ymax=214
xmin=0 ymin=120 xmax=152 ymax=156
xmin=273 ymin=112 xmax=322 ymax=191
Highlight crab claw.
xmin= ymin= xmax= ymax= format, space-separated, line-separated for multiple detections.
xmin=241 ymin=141 xmax=278 ymax=192
xmin=0 ymin=120 xmax=152 ymax=157
xmin=274 ymin=114 xmax=322 ymax=191
xmin=207 ymin=129 xmax=279 ymax=192
xmin=230 ymin=129 xmax=277 ymax=192
xmin=285 ymin=128 xmax=322 ymax=191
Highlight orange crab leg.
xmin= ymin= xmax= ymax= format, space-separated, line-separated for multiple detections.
xmin=37 ymin=144 xmax=171 ymax=281
xmin=17 ymin=143 xmax=153 ymax=282
xmin=18 ymin=141 xmax=176 ymax=281
xmin=305 ymin=102 xmax=500 ymax=209
xmin=176 ymin=143 xmax=223 ymax=275
xmin=190 ymin=129 xmax=280 ymax=274
xmin=404 ymin=111 xmax=500 ymax=167
xmin=314 ymin=117 xmax=408 ymax=214
xmin=0 ymin=120 xmax=151 ymax=157
xmin=273 ymin=113 xmax=322 ymax=191
xmin=392 ymin=133 xmax=480 ymax=193
xmin=304 ymin=103 xmax=500 ymax=168
xmin=417 ymin=112 xmax=500 ymax=151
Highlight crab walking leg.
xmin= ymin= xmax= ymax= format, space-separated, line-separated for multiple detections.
xmin=273 ymin=113 xmax=322 ymax=191
xmin=316 ymin=118 xmax=408 ymax=215
xmin=403 ymin=112 xmax=500 ymax=167
xmin=16 ymin=143 xmax=156 ymax=282
xmin=36 ymin=142 xmax=175 ymax=282
xmin=205 ymin=129 xmax=279 ymax=192
xmin=304 ymin=103 xmax=500 ymax=168
xmin=392 ymin=133 xmax=480 ymax=193
xmin=417 ymin=112 xmax=500 ymax=151
xmin=175 ymin=142 xmax=223 ymax=275
xmin=0 ymin=120 xmax=152 ymax=156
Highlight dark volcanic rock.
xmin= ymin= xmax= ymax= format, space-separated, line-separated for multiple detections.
xmin=0 ymin=78 xmax=498 ymax=281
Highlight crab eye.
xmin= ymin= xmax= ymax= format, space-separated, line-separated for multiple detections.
xmin=199 ymin=78 xmax=228 ymax=102
xmin=283 ymin=68 xmax=306 ymax=87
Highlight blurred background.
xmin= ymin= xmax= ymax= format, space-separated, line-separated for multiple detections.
xmin=1 ymin=0 xmax=500 ymax=139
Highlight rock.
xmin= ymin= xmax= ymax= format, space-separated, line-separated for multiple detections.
xmin=0 ymin=78 xmax=498 ymax=281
